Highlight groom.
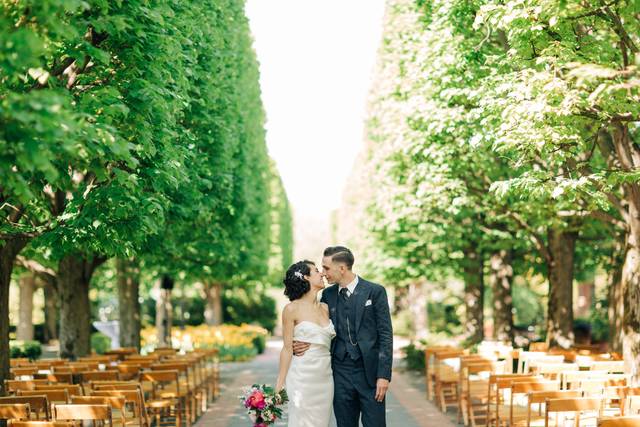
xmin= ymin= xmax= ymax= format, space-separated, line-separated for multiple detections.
xmin=294 ymin=246 xmax=393 ymax=427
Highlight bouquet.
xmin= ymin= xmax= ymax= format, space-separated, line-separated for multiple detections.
xmin=240 ymin=384 xmax=289 ymax=426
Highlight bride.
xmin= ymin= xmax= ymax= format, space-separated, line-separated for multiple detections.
xmin=276 ymin=260 xmax=335 ymax=427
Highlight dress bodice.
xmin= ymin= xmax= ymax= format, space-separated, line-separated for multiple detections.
xmin=293 ymin=320 xmax=336 ymax=349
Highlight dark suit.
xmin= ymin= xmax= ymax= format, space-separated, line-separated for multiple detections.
xmin=321 ymin=277 xmax=393 ymax=427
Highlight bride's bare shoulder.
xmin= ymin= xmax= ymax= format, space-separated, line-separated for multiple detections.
xmin=282 ymin=301 xmax=299 ymax=317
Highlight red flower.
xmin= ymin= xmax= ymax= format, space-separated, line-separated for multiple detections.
xmin=247 ymin=390 xmax=266 ymax=410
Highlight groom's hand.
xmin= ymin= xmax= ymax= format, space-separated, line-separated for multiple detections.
xmin=375 ymin=378 xmax=389 ymax=402
xmin=292 ymin=340 xmax=310 ymax=356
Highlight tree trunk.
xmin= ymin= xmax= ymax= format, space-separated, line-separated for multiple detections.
xmin=462 ymin=246 xmax=484 ymax=344
xmin=116 ymin=258 xmax=141 ymax=350
xmin=0 ymin=237 xmax=29 ymax=395
xmin=43 ymin=282 xmax=58 ymax=343
xmin=204 ymin=282 xmax=223 ymax=326
xmin=408 ymin=281 xmax=429 ymax=340
xmin=155 ymin=287 xmax=173 ymax=347
xmin=17 ymin=274 xmax=35 ymax=341
xmin=546 ymin=229 xmax=577 ymax=349
xmin=490 ymin=250 xmax=514 ymax=344
xmin=608 ymin=239 xmax=625 ymax=353
xmin=58 ymin=254 xmax=105 ymax=359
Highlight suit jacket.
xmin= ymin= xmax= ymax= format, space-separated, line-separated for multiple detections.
xmin=321 ymin=276 xmax=393 ymax=387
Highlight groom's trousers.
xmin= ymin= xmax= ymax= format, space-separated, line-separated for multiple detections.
xmin=332 ymin=357 xmax=386 ymax=427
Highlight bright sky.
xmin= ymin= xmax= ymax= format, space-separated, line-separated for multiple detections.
xmin=245 ymin=1 xmax=386 ymax=258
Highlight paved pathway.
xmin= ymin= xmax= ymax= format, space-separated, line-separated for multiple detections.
xmin=197 ymin=340 xmax=456 ymax=427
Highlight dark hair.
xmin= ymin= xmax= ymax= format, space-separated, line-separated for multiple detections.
xmin=323 ymin=246 xmax=354 ymax=270
xmin=283 ymin=260 xmax=314 ymax=301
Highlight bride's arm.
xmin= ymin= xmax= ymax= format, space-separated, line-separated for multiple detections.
xmin=275 ymin=304 xmax=295 ymax=392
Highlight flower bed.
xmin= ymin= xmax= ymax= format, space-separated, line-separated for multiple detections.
xmin=141 ymin=324 xmax=268 ymax=361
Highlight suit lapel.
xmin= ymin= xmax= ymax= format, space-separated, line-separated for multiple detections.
xmin=329 ymin=285 xmax=338 ymax=324
xmin=354 ymin=277 xmax=371 ymax=333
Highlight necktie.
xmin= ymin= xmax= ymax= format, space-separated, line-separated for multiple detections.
xmin=339 ymin=287 xmax=349 ymax=300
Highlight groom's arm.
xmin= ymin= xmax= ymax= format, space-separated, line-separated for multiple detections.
xmin=374 ymin=285 xmax=393 ymax=382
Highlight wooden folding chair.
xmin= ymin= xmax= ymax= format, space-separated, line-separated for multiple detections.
xmin=140 ymin=371 xmax=184 ymax=427
xmin=544 ymin=397 xmax=602 ymax=427
xmin=487 ymin=374 xmax=538 ymax=427
xmin=19 ymin=390 xmax=70 ymax=414
xmin=424 ymin=346 xmax=457 ymax=400
xmin=508 ymin=381 xmax=561 ymax=426
xmin=150 ymin=363 xmax=194 ymax=423
xmin=457 ymin=355 xmax=498 ymax=424
xmin=461 ymin=360 xmax=505 ymax=427
xmin=433 ymin=350 xmax=465 ymax=414
xmin=5 ymin=381 xmax=49 ymax=394
xmin=34 ymin=385 xmax=82 ymax=396
xmin=0 ymin=404 xmax=31 ymax=421
xmin=91 ymin=390 xmax=149 ymax=427
xmin=10 ymin=360 xmax=31 ymax=368
xmin=115 ymin=365 xmax=141 ymax=382
xmin=527 ymin=390 xmax=582 ymax=427
xmin=11 ymin=368 xmax=40 ymax=379
xmin=71 ymin=396 xmax=126 ymax=426
xmin=599 ymin=417 xmax=640 ymax=427
xmin=0 ymin=396 xmax=50 ymax=420
xmin=53 ymin=404 xmax=113 ymax=427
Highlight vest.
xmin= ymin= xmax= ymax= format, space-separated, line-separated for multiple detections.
xmin=334 ymin=290 xmax=361 ymax=361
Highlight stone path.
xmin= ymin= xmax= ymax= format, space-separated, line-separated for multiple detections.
xmin=197 ymin=339 xmax=456 ymax=427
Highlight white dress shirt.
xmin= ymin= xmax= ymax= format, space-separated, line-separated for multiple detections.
xmin=339 ymin=275 xmax=359 ymax=297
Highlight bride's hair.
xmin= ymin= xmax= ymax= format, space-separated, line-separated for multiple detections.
xmin=283 ymin=260 xmax=314 ymax=301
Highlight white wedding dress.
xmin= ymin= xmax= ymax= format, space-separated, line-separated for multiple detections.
xmin=286 ymin=320 xmax=336 ymax=427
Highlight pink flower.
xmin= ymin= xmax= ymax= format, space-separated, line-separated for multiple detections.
xmin=247 ymin=391 xmax=266 ymax=410
xmin=254 ymin=423 xmax=268 ymax=427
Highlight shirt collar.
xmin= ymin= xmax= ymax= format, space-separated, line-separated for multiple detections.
xmin=340 ymin=275 xmax=359 ymax=296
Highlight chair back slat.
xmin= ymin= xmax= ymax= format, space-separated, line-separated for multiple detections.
xmin=0 ymin=404 xmax=31 ymax=420
xmin=53 ymin=404 xmax=112 ymax=424
xmin=0 ymin=396 xmax=50 ymax=420
xmin=34 ymin=385 xmax=81 ymax=396
xmin=8 ymin=421 xmax=75 ymax=427
xmin=546 ymin=397 xmax=602 ymax=412
xmin=528 ymin=390 xmax=582 ymax=405
xmin=5 ymin=380 xmax=49 ymax=393
xmin=599 ymin=416 xmax=640 ymax=427
xmin=81 ymin=371 xmax=120 ymax=383
xmin=19 ymin=390 xmax=69 ymax=405
xmin=512 ymin=380 xmax=559 ymax=394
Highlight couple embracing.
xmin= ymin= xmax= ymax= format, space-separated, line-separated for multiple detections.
xmin=275 ymin=246 xmax=393 ymax=427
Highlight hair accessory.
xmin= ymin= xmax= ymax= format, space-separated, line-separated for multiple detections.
xmin=294 ymin=271 xmax=304 ymax=279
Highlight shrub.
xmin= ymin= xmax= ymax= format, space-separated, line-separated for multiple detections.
xmin=91 ymin=333 xmax=111 ymax=355
xmin=402 ymin=341 xmax=426 ymax=373
xmin=10 ymin=341 xmax=42 ymax=360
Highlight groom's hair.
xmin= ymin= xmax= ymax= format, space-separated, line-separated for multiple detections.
xmin=323 ymin=246 xmax=354 ymax=270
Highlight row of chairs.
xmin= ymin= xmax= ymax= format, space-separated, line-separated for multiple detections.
xmin=424 ymin=343 xmax=639 ymax=427
xmin=4 ymin=347 xmax=220 ymax=427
